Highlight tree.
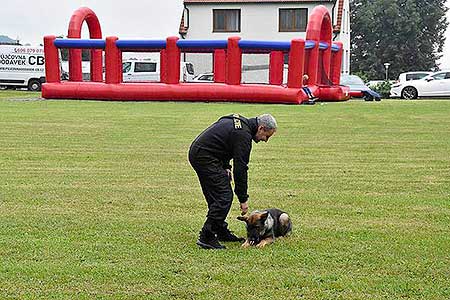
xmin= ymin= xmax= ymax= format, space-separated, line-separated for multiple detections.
xmin=350 ymin=0 xmax=448 ymax=79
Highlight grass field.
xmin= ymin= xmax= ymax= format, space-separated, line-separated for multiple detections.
xmin=0 ymin=90 xmax=449 ymax=299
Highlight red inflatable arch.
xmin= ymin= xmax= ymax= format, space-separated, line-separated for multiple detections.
xmin=306 ymin=5 xmax=333 ymax=86
xmin=67 ymin=7 xmax=103 ymax=82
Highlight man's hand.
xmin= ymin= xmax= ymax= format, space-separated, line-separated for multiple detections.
xmin=226 ymin=169 xmax=232 ymax=182
xmin=240 ymin=201 xmax=249 ymax=215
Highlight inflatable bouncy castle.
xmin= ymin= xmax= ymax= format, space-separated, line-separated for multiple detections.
xmin=42 ymin=6 xmax=350 ymax=104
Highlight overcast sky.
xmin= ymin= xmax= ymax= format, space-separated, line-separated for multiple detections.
xmin=0 ymin=0 xmax=184 ymax=44
xmin=1 ymin=0 xmax=450 ymax=69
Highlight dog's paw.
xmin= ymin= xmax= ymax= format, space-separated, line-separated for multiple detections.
xmin=241 ymin=241 xmax=251 ymax=249
xmin=256 ymin=241 xmax=267 ymax=248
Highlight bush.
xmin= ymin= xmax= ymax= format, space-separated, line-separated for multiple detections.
xmin=372 ymin=81 xmax=392 ymax=98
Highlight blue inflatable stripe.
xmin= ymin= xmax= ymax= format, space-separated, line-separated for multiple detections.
xmin=53 ymin=37 xmax=341 ymax=53
xmin=305 ymin=41 xmax=316 ymax=49
xmin=305 ymin=41 xmax=340 ymax=52
xmin=238 ymin=40 xmax=291 ymax=51
xmin=331 ymin=44 xmax=341 ymax=52
xmin=177 ymin=40 xmax=228 ymax=49
xmin=319 ymin=42 xmax=329 ymax=50
xmin=54 ymin=38 xmax=105 ymax=49
xmin=116 ymin=40 xmax=166 ymax=49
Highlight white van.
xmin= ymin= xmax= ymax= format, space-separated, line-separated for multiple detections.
xmin=60 ymin=60 xmax=91 ymax=81
xmin=0 ymin=45 xmax=46 ymax=91
xmin=122 ymin=59 xmax=195 ymax=82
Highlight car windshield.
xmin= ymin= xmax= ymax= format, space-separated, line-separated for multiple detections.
xmin=421 ymin=72 xmax=445 ymax=81
xmin=341 ymin=75 xmax=365 ymax=86
xmin=430 ymin=72 xmax=447 ymax=80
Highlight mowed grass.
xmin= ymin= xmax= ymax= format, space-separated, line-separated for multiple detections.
xmin=0 ymin=90 xmax=449 ymax=299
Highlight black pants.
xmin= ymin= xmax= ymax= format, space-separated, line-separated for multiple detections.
xmin=188 ymin=144 xmax=233 ymax=222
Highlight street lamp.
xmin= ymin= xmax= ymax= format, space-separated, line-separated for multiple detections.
xmin=384 ymin=63 xmax=391 ymax=81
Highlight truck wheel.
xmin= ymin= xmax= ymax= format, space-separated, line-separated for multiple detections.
xmin=28 ymin=79 xmax=41 ymax=92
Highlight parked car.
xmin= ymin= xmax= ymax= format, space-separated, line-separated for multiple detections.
xmin=390 ymin=71 xmax=450 ymax=99
xmin=122 ymin=59 xmax=195 ymax=82
xmin=340 ymin=74 xmax=381 ymax=101
xmin=397 ymin=71 xmax=432 ymax=83
xmin=192 ymin=72 xmax=214 ymax=82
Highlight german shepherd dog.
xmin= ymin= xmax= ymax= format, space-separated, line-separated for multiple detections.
xmin=237 ymin=208 xmax=292 ymax=248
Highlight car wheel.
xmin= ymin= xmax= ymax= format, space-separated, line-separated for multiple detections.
xmin=375 ymin=97 xmax=381 ymax=101
xmin=28 ymin=79 xmax=41 ymax=92
xmin=401 ymin=86 xmax=417 ymax=100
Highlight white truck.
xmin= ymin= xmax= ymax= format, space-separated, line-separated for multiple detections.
xmin=122 ymin=58 xmax=195 ymax=82
xmin=0 ymin=45 xmax=46 ymax=91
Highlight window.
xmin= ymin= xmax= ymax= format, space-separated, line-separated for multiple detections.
xmin=279 ymin=8 xmax=307 ymax=32
xmin=134 ymin=62 xmax=157 ymax=73
xmin=185 ymin=63 xmax=195 ymax=75
xmin=213 ymin=9 xmax=240 ymax=32
xmin=406 ymin=73 xmax=430 ymax=81
xmin=122 ymin=62 xmax=131 ymax=73
xmin=431 ymin=72 xmax=447 ymax=80
xmin=199 ymin=74 xmax=213 ymax=81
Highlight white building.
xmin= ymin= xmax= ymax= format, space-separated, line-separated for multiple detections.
xmin=179 ymin=0 xmax=350 ymax=81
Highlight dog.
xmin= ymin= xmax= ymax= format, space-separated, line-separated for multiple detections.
xmin=237 ymin=208 xmax=292 ymax=248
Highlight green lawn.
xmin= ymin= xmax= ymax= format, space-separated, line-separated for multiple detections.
xmin=0 ymin=90 xmax=449 ymax=299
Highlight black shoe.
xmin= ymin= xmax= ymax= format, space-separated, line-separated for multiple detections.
xmin=303 ymin=99 xmax=316 ymax=105
xmin=196 ymin=238 xmax=226 ymax=249
xmin=197 ymin=226 xmax=226 ymax=249
xmin=217 ymin=229 xmax=245 ymax=242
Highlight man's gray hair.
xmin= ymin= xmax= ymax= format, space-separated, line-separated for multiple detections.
xmin=257 ymin=114 xmax=277 ymax=130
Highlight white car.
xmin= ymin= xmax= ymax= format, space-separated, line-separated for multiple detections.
xmin=192 ymin=73 xmax=214 ymax=82
xmin=122 ymin=59 xmax=195 ymax=82
xmin=390 ymin=71 xmax=450 ymax=99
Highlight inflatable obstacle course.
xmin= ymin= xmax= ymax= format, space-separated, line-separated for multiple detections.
xmin=42 ymin=6 xmax=350 ymax=104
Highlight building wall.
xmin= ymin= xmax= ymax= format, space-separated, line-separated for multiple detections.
xmin=183 ymin=2 xmax=350 ymax=80
xmin=185 ymin=3 xmax=322 ymax=40
xmin=333 ymin=0 xmax=350 ymax=74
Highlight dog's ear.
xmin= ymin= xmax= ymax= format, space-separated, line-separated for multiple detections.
xmin=260 ymin=211 xmax=269 ymax=220
xmin=237 ymin=216 xmax=248 ymax=222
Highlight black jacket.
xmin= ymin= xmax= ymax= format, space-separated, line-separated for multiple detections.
xmin=191 ymin=114 xmax=258 ymax=203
